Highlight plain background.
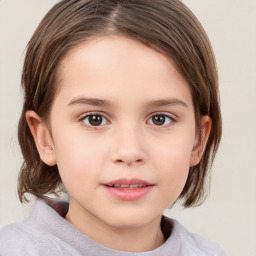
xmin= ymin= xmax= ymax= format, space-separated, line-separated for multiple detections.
xmin=0 ymin=1 xmax=256 ymax=255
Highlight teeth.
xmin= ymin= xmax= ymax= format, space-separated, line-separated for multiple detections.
xmin=109 ymin=184 xmax=146 ymax=188
xmin=119 ymin=184 xmax=129 ymax=188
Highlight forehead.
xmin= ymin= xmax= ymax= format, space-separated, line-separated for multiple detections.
xmin=55 ymin=35 xmax=193 ymax=107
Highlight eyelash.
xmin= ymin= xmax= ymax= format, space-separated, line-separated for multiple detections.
xmin=147 ymin=113 xmax=175 ymax=127
xmin=80 ymin=112 xmax=109 ymax=128
xmin=79 ymin=112 xmax=175 ymax=128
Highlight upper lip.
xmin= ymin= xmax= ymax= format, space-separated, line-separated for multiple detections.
xmin=103 ymin=178 xmax=154 ymax=188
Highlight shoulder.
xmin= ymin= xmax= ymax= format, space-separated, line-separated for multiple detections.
xmin=0 ymin=199 xmax=73 ymax=256
xmin=0 ymin=221 xmax=59 ymax=255
xmin=188 ymin=231 xmax=227 ymax=256
xmin=0 ymin=199 xmax=82 ymax=256
xmin=164 ymin=217 xmax=227 ymax=256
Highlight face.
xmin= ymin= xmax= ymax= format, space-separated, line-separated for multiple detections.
xmin=28 ymin=36 xmax=210 ymax=238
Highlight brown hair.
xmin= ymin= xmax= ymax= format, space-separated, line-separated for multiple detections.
xmin=18 ymin=0 xmax=221 ymax=207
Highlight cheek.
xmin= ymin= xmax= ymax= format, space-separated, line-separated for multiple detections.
xmin=52 ymin=128 xmax=113 ymax=179
xmin=52 ymin=132 xmax=105 ymax=187
xmin=151 ymin=135 xmax=194 ymax=190
xmin=54 ymin=146 xmax=101 ymax=202
xmin=151 ymin=132 xmax=194 ymax=169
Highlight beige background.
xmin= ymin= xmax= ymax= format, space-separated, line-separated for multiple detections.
xmin=0 ymin=1 xmax=256 ymax=255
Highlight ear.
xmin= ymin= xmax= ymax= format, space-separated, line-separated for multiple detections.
xmin=26 ymin=110 xmax=57 ymax=166
xmin=190 ymin=115 xmax=212 ymax=167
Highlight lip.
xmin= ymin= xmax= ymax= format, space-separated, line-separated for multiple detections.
xmin=102 ymin=178 xmax=154 ymax=201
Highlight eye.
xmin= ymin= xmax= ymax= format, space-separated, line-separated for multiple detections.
xmin=147 ymin=114 xmax=174 ymax=127
xmin=82 ymin=114 xmax=108 ymax=127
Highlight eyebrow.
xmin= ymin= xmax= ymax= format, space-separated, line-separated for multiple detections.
xmin=67 ymin=97 xmax=111 ymax=107
xmin=67 ymin=97 xmax=188 ymax=108
xmin=146 ymin=98 xmax=188 ymax=108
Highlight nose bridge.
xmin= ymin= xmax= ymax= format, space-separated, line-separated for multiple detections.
xmin=111 ymin=121 xmax=146 ymax=165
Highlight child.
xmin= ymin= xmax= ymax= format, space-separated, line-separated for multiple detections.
xmin=0 ymin=0 xmax=226 ymax=255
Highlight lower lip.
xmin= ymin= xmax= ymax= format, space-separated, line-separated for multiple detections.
xmin=103 ymin=185 xmax=154 ymax=201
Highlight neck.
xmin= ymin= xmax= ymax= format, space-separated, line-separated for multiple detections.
xmin=65 ymin=201 xmax=165 ymax=252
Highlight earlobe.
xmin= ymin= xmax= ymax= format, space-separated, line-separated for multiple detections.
xmin=190 ymin=116 xmax=212 ymax=167
xmin=26 ymin=110 xmax=57 ymax=166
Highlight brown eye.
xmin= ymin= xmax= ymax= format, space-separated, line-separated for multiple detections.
xmin=152 ymin=115 xmax=165 ymax=125
xmin=148 ymin=114 xmax=173 ymax=126
xmin=82 ymin=114 xmax=107 ymax=126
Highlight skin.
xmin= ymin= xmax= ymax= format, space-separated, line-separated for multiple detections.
xmin=26 ymin=36 xmax=211 ymax=252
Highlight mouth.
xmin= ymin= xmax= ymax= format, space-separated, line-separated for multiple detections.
xmin=103 ymin=178 xmax=153 ymax=188
xmin=103 ymin=178 xmax=154 ymax=200
xmin=105 ymin=184 xmax=150 ymax=188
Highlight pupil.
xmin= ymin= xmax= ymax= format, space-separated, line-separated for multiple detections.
xmin=153 ymin=115 xmax=165 ymax=125
xmin=89 ymin=115 xmax=102 ymax=126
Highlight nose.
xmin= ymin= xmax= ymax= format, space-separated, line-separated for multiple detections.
xmin=111 ymin=126 xmax=147 ymax=166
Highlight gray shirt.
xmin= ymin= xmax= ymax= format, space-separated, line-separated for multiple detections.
xmin=0 ymin=199 xmax=226 ymax=255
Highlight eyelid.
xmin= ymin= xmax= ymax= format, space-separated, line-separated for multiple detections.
xmin=79 ymin=111 xmax=110 ymax=127
xmin=146 ymin=112 xmax=176 ymax=127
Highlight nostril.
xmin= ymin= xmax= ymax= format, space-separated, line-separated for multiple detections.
xmin=112 ymin=149 xmax=147 ymax=165
xmin=114 ymin=158 xmax=144 ymax=165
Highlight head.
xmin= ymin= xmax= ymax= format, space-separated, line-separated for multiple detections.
xmin=18 ymin=0 xmax=221 ymax=208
